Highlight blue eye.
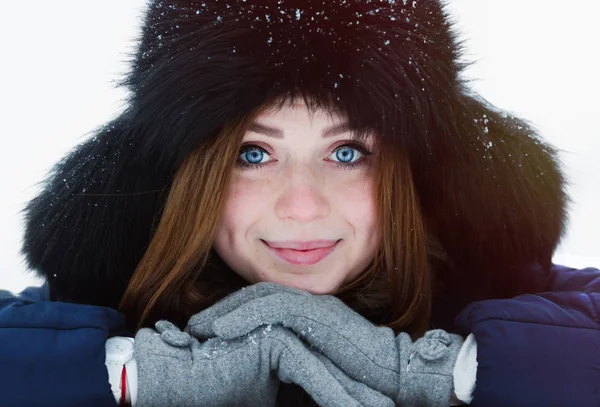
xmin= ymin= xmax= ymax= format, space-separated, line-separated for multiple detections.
xmin=330 ymin=143 xmax=371 ymax=169
xmin=335 ymin=146 xmax=360 ymax=163
xmin=244 ymin=149 xmax=264 ymax=164
xmin=237 ymin=145 xmax=272 ymax=169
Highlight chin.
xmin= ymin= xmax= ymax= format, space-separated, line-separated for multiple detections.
xmin=266 ymin=274 xmax=340 ymax=295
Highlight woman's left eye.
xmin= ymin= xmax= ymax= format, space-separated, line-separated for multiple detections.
xmin=329 ymin=144 xmax=372 ymax=169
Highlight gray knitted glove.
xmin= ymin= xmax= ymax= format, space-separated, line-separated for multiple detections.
xmin=135 ymin=320 xmax=394 ymax=407
xmin=189 ymin=283 xmax=464 ymax=407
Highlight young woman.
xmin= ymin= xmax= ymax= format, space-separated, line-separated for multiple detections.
xmin=2 ymin=0 xmax=599 ymax=406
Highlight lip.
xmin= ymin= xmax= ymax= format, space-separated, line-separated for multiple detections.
xmin=262 ymin=240 xmax=340 ymax=265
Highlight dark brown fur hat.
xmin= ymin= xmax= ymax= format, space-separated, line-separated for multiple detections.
xmin=22 ymin=0 xmax=567 ymax=310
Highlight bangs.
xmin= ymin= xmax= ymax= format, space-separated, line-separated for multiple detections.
xmin=258 ymin=90 xmax=379 ymax=146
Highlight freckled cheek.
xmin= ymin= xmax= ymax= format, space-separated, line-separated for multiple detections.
xmin=331 ymin=178 xmax=376 ymax=220
xmin=221 ymin=176 xmax=276 ymax=231
xmin=228 ymin=175 xmax=276 ymax=202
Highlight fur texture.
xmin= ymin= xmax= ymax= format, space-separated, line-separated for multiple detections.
xmin=22 ymin=0 xmax=567 ymax=319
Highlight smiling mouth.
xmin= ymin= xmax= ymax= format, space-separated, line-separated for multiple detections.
xmin=261 ymin=240 xmax=340 ymax=265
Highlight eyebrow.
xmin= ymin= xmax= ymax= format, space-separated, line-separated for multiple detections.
xmin=248 ymin=122 xmax=353 ymax=139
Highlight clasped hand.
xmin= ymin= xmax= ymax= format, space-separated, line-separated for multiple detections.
xmin=136 ymin=282 xmax=462 ymax=406
xmin=187 ymin=282 xmax=463 ymax=406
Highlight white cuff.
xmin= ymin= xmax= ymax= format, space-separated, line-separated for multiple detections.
xmin=126 ymin=358 xmax=138 ymax=407
xmin=452 ymin=333 xmax=478 ymax=404
xmin=106 ymin=337 xmax=137 ymax=406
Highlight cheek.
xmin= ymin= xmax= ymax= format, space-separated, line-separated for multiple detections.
xmin=214 ymin=175 xmax=278 ymax=263
xmin=213 ymin=178 xmax=269 ymax=284
xmin=336 ymin=177 xmax=378 ymax=233
xmin=329 ymin=176 xmax=379 ymax=274
xmin=219 ymin=176 xmax=270 ymax=229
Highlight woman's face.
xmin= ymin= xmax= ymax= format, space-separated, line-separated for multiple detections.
xmin=213 ymin=102 xmax=380 ymax=294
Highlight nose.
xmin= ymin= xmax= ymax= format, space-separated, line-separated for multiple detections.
xmin=274 ymin=164 xmax=330 ymax=223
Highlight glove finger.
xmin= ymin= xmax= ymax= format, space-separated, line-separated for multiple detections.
xmin=313 ymin=352 xmax=395 ymax=407
xmin=155 ymin=320 xmax=194 ymax=347
xmin=134 ymin=327 xmax=190 ymax=360
xmin=272 ymin=330 xmax=363 ymax=407
xmin=212 ymin=291 xmax=331 ymax=339
xmin=187 ymin=282 xmax=302 ymax=338
xmin=155 ymin=320 xmax=180 ymax=334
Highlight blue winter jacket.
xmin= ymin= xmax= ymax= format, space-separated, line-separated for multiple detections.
xmin=0 ymin=286 xmax=125 ymax=407
xmin=1 ymin=264 xmax=599 ymax=407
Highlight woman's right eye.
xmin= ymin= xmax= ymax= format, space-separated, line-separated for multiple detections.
xmin=237 ymin=145 xmax=273 ymax=169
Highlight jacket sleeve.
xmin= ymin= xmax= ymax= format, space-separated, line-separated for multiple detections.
xmin=455 ymin=265 xmax=600 ymax=407
xmin=0 ymin=286 xmax=126 ymax=407
xmin=546 ymin=263 xmax=600 ymax=293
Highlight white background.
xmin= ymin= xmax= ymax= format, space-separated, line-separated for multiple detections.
xmin=1 ymin=1 xmax=598 ymax=293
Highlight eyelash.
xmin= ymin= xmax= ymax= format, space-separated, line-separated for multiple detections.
xmin=236 ymin=142 xmax=373 ymax=171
